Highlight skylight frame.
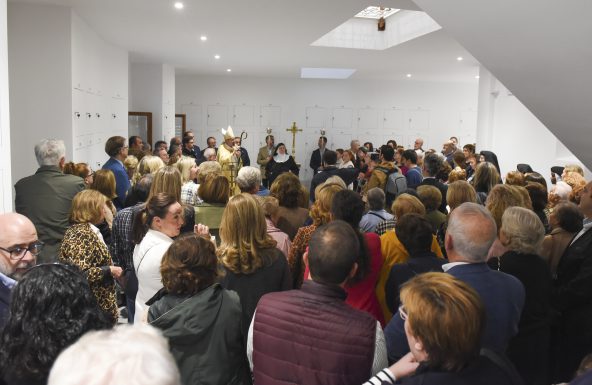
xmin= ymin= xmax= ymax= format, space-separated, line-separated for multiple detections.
xmin=355 ymin=6 xmax=400 ymax=20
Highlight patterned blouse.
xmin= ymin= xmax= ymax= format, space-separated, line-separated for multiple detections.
xmin=59 ymin=223 xmax=118 ymax=323
xmin=287 ymin=224 xmax=317 ymax=289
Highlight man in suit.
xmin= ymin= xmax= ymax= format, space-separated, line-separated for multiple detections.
xmin=200 ymin=136 xmax=217 ymax=158
xmin=234 ymin=136 xmax=250 ymax=166
xmin=384 ymin=202 xmax=525 ymax=363
xmin=552 ymin=180 xmax=592 ymax=380
xmin=257 ymin=135 xmax=274 ymax=188
xmin=309 ymin=136 xmax=327 ymax=175
xmin=128 ymin=135 xmax=144 ymax=160
xmin=15 ymin=139 xmax=85 ymax=263
xmin=309 ymin=150 xmax=358 ymax=202
xmin=181 ymin=131 xmax=205 ymax=164
xmin=419 ymin=153 xmax=448 ymax=214
xmin=183 ymin=130 xmax=205 ymax=164
xmin=102 ymin=136 xmax=131 ymax=210
xmin=0 ymin=213 xmax=39 ymax=327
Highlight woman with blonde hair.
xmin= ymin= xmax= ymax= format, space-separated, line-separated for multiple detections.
xmin=364 ymin=273 xmax=517 ymax=385
xmin=90 ymin=169 xmax=118 ymax=242
xmin=59 ymin=189 xmax=122 ymax=323
xmin=124 ymin=155 xmax=139 ymax=181
xmin=195 ymin=174 xmax=229 ymax=240
xmin=473 ymin=161 xmax=500 ymax=203
xmin=377 ymin=194 xmax=443 ymax=322
xmin=486 ymin=184 xmax=532 ymax=231
xmin=147 ymin=166 xmax=182 ymax=203
xmin=176 ymin=157 xmax=199 ymax=205
xmin=446 ymin=180 xmax=478 ymax=212
xmin=288 ymin=182 xmax=343 ymax=288
xmin=487 ymin=207 xmax=551 ymax=385
xmin=132 ymin=155 xmax=165 ymax=186
xmin=218 ymin=193 xmax=291 ymax=338
xmin=375 ymin=194 xmax=426 ymax=236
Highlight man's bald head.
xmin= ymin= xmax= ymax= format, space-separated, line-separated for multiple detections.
xmin=445 ymin=203 xmax=497 ymax=263
xmin=0 ymin=213 xmax=38 ymax=279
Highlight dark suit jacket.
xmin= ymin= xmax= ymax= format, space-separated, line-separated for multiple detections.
xmin=103 ymin=157 xmax=131 ymax=210
xmin=182 ymin=145 xmax=205 ymax=164
xmin=552 ymin=226 xmax=592 ymax=352
xmin=309 ymin=149 xmax=323 ymax=174
xmin=385 ymin=263 xmax=525 ymax=363
xmin=0 ymin=279 xmax=11 ymax=329
xmin=239 ymin=147 xmax=250 ymax=166
xmin=420 ymin=177 xmax=448 ymax=214
xmin=14 ymin=166 xmax=85 ymax=263
xmin=309 ymin=166 xmax=358 ymax=202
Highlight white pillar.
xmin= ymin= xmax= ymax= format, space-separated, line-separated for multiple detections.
xmin=0 ymin=0 xmax=12 ymax=213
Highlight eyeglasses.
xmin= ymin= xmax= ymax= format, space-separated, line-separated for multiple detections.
xmin=399 ymin=305 xmax=408 ymax=321
xmin=0 ymin=241 xmax=44 ymax=260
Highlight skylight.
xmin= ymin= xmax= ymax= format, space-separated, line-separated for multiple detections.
xmin=355 ymin=6 xmax=400 ymax=20
xmin=301 ymin=68 xmax=356 ymax=79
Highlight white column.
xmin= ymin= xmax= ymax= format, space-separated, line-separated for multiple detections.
xmin=0 ymin=0 xmax=12 ymax=212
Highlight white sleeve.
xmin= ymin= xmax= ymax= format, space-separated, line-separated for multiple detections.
xmin=372 ymin=321 xmax=388 ymax=375
xmin=247 ymin=310 xmax=256 ymax=371
xmin=363 ymin=368 xmax=397 ymax=385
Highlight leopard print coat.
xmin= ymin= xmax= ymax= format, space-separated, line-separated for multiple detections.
xmin=59 ymin=223 xmax=118 ymax=323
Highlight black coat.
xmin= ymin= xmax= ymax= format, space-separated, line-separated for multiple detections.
xmin=0 ymin=280 xmax=10 ymax=330
xmin=488 ymin=251 xmax=552 ymax=385
xmin=385 ymin=251 xmax=445 ymax=314
xmin=148 ymin=284 xmax=252 ymax=385
xmin=266 ymin=156 xmax=299 ymax=185
xmin=310 ymin=149 xmax=323 ymax=174
xmin=309 ymin=166 xmax=358 ymax=202
xmin=551 ymin=226 xmax=592 ymax=380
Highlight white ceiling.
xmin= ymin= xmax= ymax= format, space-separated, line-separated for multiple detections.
xmin=9 ymin=0 xmax=480 ymax=82
xmin=413 ymin=0 xmax=592 ymax=168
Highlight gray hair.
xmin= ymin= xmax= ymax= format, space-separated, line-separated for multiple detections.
xmin=197 ymin=161 xmax=221 ymax=183
xmin=447 ymin=202 xmax=497 ymax=263
xmin=34 ymin=139 xmax=66 ymax=167
xmin=48 ymin=324 xmax=180 ymax=385
xmin=236 ymin=166 xmax=262 ymax=192
xmin=204 ymin=147 xmax=216 ymax=159
xmin=500 ymin=206 xmax=545 ymax=255
xmin=367 ymin=187 xmax=386 ymax=211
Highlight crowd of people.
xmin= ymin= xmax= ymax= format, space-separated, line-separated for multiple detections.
xmin=0 ymin=130 xmax=591 ymax=385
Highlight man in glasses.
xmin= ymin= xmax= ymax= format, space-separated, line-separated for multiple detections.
xmin=0 ymin=212 xmax=40 ymax=327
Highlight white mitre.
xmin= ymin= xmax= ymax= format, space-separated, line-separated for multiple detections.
xmin=221 ymin=125 xmax=235 ymax=140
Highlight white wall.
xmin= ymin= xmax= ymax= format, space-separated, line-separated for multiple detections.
xmin=476 ymin=67 xmax=590 ymax=181
xmin=8 ymin=3 xmax=128 ymax=185
xmin=129 ymin=62 xmax=175 ymax=144
xmin=0 ymin=0 xmax=12 ymax=212
xmin=176 ymin=75 xmax=478 ymax=183
xmin=8 ymin=3 xmax=72 ymax=184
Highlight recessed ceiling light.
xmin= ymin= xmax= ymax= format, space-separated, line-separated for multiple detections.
xmin=226 ymin=69 xmax=232 ymax=72
xmin=200 ymin=35 xmax=207 ymax=41
xmin=475 ymin=75 xmax=480 ymax=79
xmin=406 ymin=73 xmax=412 ymax=78
xmin=214 ymin=55 xmax=220 ymax=59
xmin=174 ymin=2 xmax=184 ymax=9
xmin=457 ymin=56 xmax=463 ymax=61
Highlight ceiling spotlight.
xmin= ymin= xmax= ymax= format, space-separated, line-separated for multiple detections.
xmin=200 ymin=35 xmax=207 ymax=41
xmin=475 ymin=75 xmax=480 ymax=79
xmin=174 ymin=2 xmax=184 ymax=9
xmin=226 ymin=69 xmax=232 ymax=72
xmin=406 ymin=73 xmax=412 ymax=78
xmin=457 ymin=56 xmax=463 ymax=61
xmin=214 ymin=55 xmax=220 ymax=59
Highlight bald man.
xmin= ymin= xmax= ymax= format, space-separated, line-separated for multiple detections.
xmin=0 ymin=213 xmax=39 ymax=327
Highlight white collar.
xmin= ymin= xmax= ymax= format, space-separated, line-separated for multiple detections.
xmin=442 ymin=261 xmax=469 ymax=272
xmin=274 ymin=153 xmax=290 ymax=163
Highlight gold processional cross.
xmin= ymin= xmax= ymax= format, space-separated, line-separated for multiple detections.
xmin=286 ymin=121 xmax=302 ymax=159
